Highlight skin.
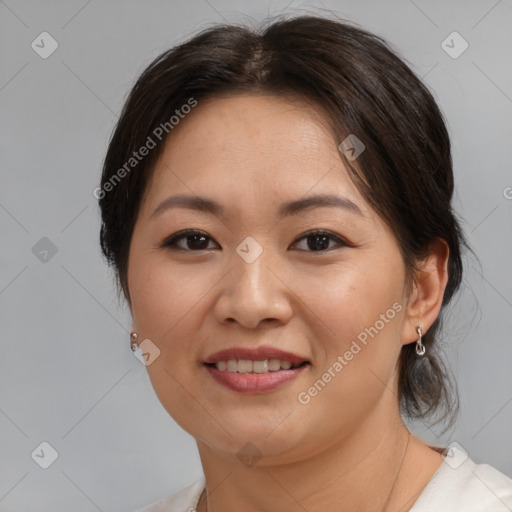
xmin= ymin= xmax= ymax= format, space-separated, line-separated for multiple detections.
xmin=127 ymin=94 xmax=449 ymax=512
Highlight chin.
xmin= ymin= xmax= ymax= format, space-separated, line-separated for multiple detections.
xmin=193 ymin=418 xmax=311 ymax=462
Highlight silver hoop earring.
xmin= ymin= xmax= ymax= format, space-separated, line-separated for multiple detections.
xmin=415 ymin=325 xmax=426 ymax=356
xmin=130 ymin=332 xmax=139 ymax=352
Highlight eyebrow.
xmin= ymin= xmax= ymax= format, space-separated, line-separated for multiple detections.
xmin=151 ymin=193 xmax=363 ymax=219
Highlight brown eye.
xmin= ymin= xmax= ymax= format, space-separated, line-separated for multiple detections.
xmin=162 ymin=231 xmax=219 ymax=251
xmin=292 ymin=231 xmax=348 ymax=252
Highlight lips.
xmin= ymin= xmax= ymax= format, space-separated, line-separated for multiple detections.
xmin=203 ymin=346 xmax=310 ymax=393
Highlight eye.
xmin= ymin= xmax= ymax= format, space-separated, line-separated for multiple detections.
xmin=161 ymin=230 xmax=219 ymax=251
xmin=291 ymin=230 xmax=349 ymax=252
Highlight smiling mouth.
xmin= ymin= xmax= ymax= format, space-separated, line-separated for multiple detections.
xmin=205 ymin=359 xmax=309 ymax=373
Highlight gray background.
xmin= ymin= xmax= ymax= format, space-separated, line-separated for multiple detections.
xmin=1 ymin=0 xmax=511 ymax=510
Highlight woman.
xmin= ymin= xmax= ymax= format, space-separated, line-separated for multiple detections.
xmin=97 ymin=15 xmax=512 ymax=512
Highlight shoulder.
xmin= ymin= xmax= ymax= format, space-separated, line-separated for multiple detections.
xmin=133 ymin=477 xmax=205 ymax=512
xmin=411 ymin=446 xmax=512 ymax=511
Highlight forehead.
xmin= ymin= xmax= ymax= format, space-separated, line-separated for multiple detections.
xmin=143 ymin=93 xmax=367 ymax=216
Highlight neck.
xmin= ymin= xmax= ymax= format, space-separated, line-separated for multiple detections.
xmin=195 ymin=406 xmax=441 ymax=512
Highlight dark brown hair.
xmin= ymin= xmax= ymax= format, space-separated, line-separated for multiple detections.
xmin=98 ymin=14 xmax=468 ymax=428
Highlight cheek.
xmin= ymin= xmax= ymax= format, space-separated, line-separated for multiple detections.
xmin=300 ymin=257 xmax=405 ymax=346
xmin=296 ymin=256 xmax=406 ymax=411
xmin=128 ymin=255 xmax=214 ymax=433
xmin=129 ymin=253 xmax=211 ymax=338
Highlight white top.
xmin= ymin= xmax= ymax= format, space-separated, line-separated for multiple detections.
xmin=135 ymin=446 xmax=512 ymax=512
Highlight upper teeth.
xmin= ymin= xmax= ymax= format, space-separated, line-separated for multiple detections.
xmin=214 ymin=359 xmax=296 ymax=373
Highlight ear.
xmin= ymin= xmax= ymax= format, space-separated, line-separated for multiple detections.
xmin=402 ymin=238 xmax=450 ymax=346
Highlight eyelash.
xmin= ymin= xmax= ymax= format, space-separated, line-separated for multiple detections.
xmin=160 ymin=229 xmax=351 ymax=253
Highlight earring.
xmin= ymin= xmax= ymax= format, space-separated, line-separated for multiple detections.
xmin=415 ymin=325 xmax=426 ymax=356
xmin=130 ymin=332 xmax=139 ymax=352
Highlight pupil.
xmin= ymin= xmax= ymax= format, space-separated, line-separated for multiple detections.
xmin=189 ymin=234 xmax=208 ymax=250
xmin=308 ymin=234 xmax=329 ymax=251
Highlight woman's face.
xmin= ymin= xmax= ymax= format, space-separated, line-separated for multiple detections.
xmin=128 ymin=94 xmax=414 ymax=462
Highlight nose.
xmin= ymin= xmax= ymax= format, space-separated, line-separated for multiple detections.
xmin=213 ymin=246 xmax=294 ymax=330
